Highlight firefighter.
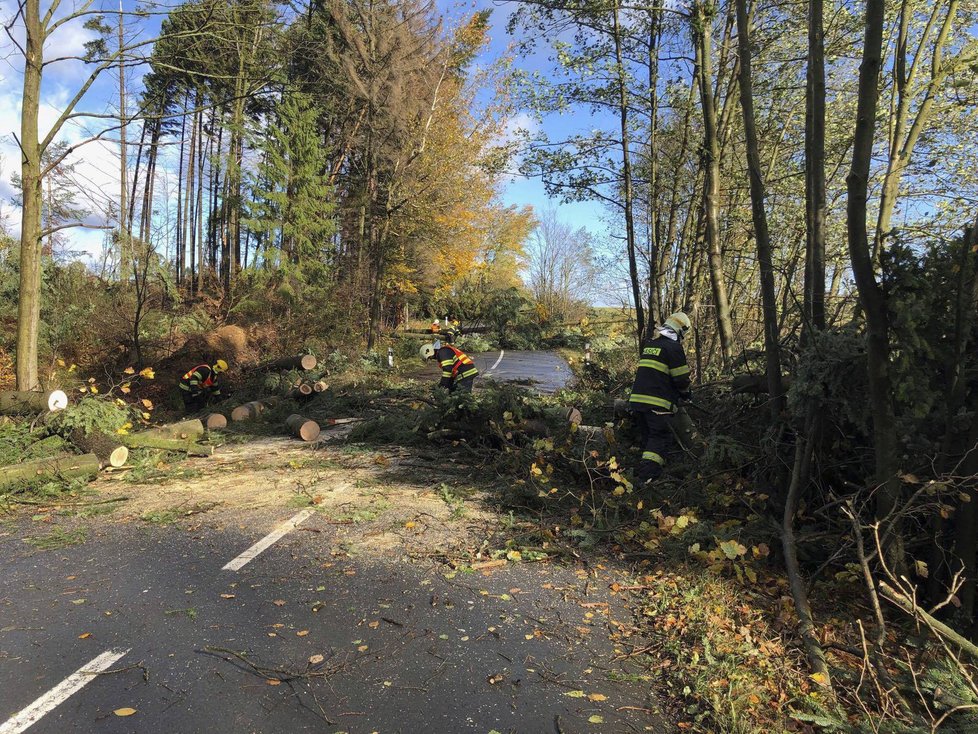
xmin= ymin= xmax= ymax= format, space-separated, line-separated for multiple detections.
xmin=431 ymin=320 xmax=441 ymax=335
xmin=179 ymin=359 xmax=228 ymax=413
xmin=420 ymin=341 xmax=479 ymax=393
xmin=627 ymin=313 xmax=692 ymax=484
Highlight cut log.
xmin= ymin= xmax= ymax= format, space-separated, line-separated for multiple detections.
xmin=297 ymin=382 xmax=314 ymax=396
xmin=202 ymin=413 xmax=228 ymax=430
xmin=121 ymin=434 xmax=214 ymax=457
xmin=0 ymin=452 xmax=100 ymax=490
xmin=312 ymin=381 xmax=327 ymax=393
xmin=0 ymin=390 xmax=68 ymax=415
xmin=141 ymin=419 xmax=205 ymax=441
xmin=69 ymin=429 xmax=129 ymax=468
xmin=231 ymin=399 xmax=279 ymax=422
xmin=286 ymin=414 xmax=320 ymax=442
xmin=255 ymin=354 xmax=317 ymax=372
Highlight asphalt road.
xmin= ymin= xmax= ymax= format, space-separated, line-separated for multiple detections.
xmin=469 ymin=351 xmax=573 ymax=394
xmin=1 ymin=505 xmax=671 ymax=734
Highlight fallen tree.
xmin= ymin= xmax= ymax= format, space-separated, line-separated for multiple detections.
xmin=0 ymin=390 xmax=69 ymax=415
xmin=0 ymin=452 xmax=100 ymax=490
xmin=254 ymin=354 xmax=317 ymax=373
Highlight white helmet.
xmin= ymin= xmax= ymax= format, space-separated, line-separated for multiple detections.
xmin=664 ymin=312 xmax=692 ymax=337
xmin=419 ymin=343 xmax=436 ymax=360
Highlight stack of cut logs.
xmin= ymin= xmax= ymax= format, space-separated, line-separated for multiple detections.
xmin=231 ymin=353 xmax=323 ymax=443
xmin=0 ymin=389 xmax=222 ymax=491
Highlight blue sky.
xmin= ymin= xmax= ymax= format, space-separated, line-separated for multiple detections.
xmin=0 ymin=0 xmax=612 ymax=267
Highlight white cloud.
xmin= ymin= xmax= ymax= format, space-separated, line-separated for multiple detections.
xmin=0 ymin=3 xmax=125 ymax=266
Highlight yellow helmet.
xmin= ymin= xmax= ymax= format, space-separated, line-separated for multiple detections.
xmin=419 ymin=344 xmax=436 ymax=360
xmin=664 ymin=312 xmax=691 ymax=336
xmin=213 ymin=359 xmax=229 ymax=373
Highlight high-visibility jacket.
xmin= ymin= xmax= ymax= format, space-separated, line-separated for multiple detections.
xmin=627 ymin=334 xmax=690 ymax=413
xmin=435 ymin=345 xmax=478 ymax=388
xmin=179 ymin=364 xmax=221 ymax=396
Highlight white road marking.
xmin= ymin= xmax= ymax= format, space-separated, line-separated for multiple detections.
xmin=222 ymin=509 xmax=315 ymax=571
xmin=0 ymin=648 xmax=130 ymax=734
xmin=489 ymin=350 xmax=505 ymax=371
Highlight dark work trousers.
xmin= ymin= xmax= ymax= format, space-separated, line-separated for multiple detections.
xmin=635 ymin=410 xmax=674 ymax=483
xmin=452 ymin=376 xmax=475 ymax=394
xmin=182 ymin=392 xmax=208 ymax=414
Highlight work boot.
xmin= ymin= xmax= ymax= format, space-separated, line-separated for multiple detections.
xmin=636 ymin=462 xmax=663 ymax=486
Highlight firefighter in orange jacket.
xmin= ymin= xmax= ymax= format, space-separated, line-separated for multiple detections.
xmin=420 ymin=341 xmax=478 ymax=393
xmin=179 ymin=359 xmax=228 ymax=413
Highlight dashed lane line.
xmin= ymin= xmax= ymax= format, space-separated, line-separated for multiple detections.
xmin=222 ymin=509 xmax=315 ymax=571
xmin=0 ymin=648 xmax=131 ymax=734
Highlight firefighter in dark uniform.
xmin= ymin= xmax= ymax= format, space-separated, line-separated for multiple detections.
xmin=179 ymin=359 xmax=228 ymax=413
xmin=627 ymin=313 xmax=692 ymax=484
xmin=420 ymin=341 xmax=479 ymax=393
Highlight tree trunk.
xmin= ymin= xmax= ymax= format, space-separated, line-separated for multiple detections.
xmin=805 ymin=0 xmax=827 ymax=332
xmin=612 ymin=0 xmax=645 ymax=342
xmin=141 ymin=419 xmax=205 ymax=441
xmin=0 ymin=453 xmax=100 ymax=490
xmin=15 ymin=0 xmax=44 ymax=391
xmin=735 ymin=0 xmax=783 ymax=421
xmin=286 ymin=414 xmax=320 ymax=442
xmin=846 ymin=0 xmax=902 ymax=562
xmin=692 ymin=1 xmax=734 ymax=367
xmin=254 ymin=354 xmax=318 ymax=372
xmin=122 ymin=434 xmax=213 ymax=456
xmin=783 ymin=413 xmax=833 ymax=688
xmin=70 ymin=429 xmax=128 ymax=468
xmin=0 ymin=390 xmax=68 ymax=415
xmin=202 ymin=413 xmax=228 ymax=430
xmin=231 ymin=399 xmax=279 ymax=422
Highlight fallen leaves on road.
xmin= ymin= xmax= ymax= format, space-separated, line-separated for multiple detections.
xmin=297 ymin=630 xmax=309 ymax=637
xmin=220 ymin=594 xmax=235 ymax=599
xmin=273 ymin=599 xmax=286 ymax=606
xmin=78 ymin=632 xmax=91 ymax=639
xmin=309 ymin=654 xmax=324 ymax=665
xmin=113 ymin=707 xmax=137 ymax=716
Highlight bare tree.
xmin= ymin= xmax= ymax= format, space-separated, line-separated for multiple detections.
xmin=525 ymin=208 xmax=597 ymax=322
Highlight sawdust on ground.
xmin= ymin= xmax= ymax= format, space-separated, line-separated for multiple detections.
xmin=92 ymin=433 xmax=497 ymax=561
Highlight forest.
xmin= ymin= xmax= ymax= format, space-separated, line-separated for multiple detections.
xmin=2 ymin=0 xmax=978 ymax=731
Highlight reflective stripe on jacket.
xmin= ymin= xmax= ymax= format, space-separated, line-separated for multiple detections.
xmin=179 ymin=364 xmax=218 ymax=394
xmin=627 ymin=335 xmax=690 ymax=413
xmin=435 ymin=345 xmax=478 ymax=388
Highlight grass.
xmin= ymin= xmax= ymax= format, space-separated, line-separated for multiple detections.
xmin=141 ymin=508 xmax=180 ymax=525
xmin=164 ymin=607 xmax=198 ymax=620
xmin=24 ymin=526 xmax=88 ymax=550
xmin=437 ymin=482 xmax=469 ymax=519
xmin=321 ymin=498 xmax=391 ymax=524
